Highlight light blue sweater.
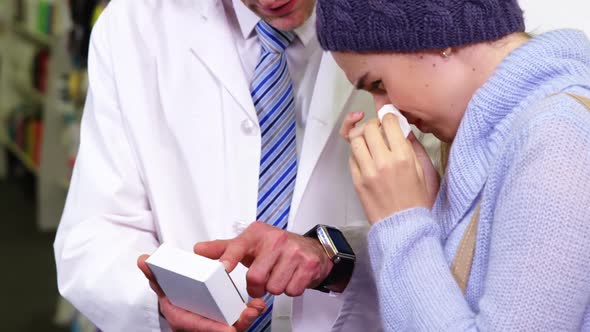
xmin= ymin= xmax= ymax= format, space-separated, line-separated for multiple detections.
xmin=368 ymin=30 xmax=590 ymax=331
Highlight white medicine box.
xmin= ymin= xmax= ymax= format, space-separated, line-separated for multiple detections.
xmin=146 ymin=243 xmax=246 ymax=325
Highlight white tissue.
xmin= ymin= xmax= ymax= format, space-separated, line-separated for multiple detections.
xmin=377 ymin=104 xmax=412 ymax=138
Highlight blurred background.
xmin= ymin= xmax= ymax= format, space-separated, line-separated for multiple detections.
xmin=0 ymin=0 xmax=588 ymax=331
xmin=0 ymin=1 xmax=107 ymax=331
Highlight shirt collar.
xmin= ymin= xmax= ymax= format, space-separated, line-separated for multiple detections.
xmin=232 ymin=0 xmax=317 ymax=47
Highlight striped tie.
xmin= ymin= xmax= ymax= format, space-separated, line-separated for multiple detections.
xmin=247 ymin=21 xmax=297 ymax=332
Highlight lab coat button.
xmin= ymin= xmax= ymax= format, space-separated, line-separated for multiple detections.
xmin=241 ymin=119 xmax=257 ymax=135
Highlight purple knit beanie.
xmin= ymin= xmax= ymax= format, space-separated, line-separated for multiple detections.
xmin=316 ymin=0 xmax=525 ymax=52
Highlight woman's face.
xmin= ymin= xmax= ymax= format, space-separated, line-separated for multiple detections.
xmin=333 ymin=50 xmax=481 ymax=142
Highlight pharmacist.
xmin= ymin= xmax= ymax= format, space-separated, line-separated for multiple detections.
xmin=53 ymin=0 xmax=393 ymax=331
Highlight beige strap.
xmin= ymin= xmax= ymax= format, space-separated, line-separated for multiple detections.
xmin=450 ymin=205 xmax=481 ymax=292
xmin=450 ymin=92 xmax=590 ymax=293
xmin=566 ymin=93 xmax=590 ymax=110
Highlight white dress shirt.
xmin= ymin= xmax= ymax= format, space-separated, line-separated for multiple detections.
xmin=225 ymin=0 xmax=323 ymax=153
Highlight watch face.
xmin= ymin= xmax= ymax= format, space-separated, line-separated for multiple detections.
xmin=326 ymin=227 xmax=354 ymax=255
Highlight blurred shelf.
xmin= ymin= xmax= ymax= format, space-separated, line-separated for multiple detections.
xmin=0 ymin=133 xmax=39 ymax=176
xmin=14 ymin=79 xmax=46 ymax=105
xmin=59 ymin=178 xmax=70 ymax=190
xmin=11 ymin=23 xmax=56 ymax=47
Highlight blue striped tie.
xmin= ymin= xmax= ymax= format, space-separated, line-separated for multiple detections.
xmin=247 ymin=21 xmax=297 ymax=332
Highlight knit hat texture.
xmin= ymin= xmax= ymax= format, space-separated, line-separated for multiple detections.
xmin=316 ymin=0 xmax=526 ymax=52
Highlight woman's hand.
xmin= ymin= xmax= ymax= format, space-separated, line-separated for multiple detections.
xmin=340 ymin=112 xmax=439 ymax=224
xmin=407 ymin=132 xmax=441 ymax=209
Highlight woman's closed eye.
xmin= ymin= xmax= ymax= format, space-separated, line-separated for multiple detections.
xmin=353 ymin=73 xmax=386 ymax=94
xmin=369 ymin=80 xmax=386 ymax=93
xmin=369 ymin=80 xmax=385 ymax=92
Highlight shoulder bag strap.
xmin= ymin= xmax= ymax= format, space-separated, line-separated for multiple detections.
xmin=566 ymin=93 xmax=590 ymax=110
xmin=450 ymin=205 xmax=480 ymax=292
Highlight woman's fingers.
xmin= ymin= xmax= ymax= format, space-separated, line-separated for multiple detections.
xmin=362 ymin=119 xmax=391 ymax=164
xmin=408 ymin=132 xmax=440 ymax=207
xmin=340 ymin=112 xmax=365 ymax=141
xmin=348 ymin=156 xmax=364 ymax=195
xmin=342 ymin=112 xmax=435 ymax=224
xmin=349 ymin=131 xmax=375 ymax=176
xmin=408 ymin=132 xmax=426 ymax=182
xmin=381 ymin=113 xmax=407 ymax=152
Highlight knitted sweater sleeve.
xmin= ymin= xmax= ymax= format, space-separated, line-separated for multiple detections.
xmin=367 ymin=106 xmax=590 ymax=331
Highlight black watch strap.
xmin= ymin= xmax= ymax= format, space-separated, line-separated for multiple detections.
xmin=317 ymin=255 xmax=355 ymax=293
xmin=304 ymin=225 xmax=355 ymax=293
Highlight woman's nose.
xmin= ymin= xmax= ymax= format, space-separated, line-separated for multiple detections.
xmin=372 ymin=94 xmax=391 ymax=115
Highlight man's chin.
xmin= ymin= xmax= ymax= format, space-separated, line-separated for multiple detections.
xmin=265 ymin=16 xmax=304 ymax=31
xmin=263 ymin=5 xmax=313 ymax=31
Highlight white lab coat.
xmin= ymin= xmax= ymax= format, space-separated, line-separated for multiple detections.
xmin=54 ymin=1 xmax=381 ymax=332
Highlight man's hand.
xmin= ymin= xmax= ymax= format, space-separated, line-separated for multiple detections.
xmin=195 ymin=222 xmax=334 ymax=298
xmin=137 ymin=255 xmax=265 ymax=332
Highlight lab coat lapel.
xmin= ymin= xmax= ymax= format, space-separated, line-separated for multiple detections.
xmin=188 ymin=0 xmax=257 ymax=121
xmin=290 ymin=52 xmax=354 ymax=220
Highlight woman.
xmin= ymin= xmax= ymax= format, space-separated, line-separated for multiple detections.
xmin=316 ymin=0 xmax=590 ymax=330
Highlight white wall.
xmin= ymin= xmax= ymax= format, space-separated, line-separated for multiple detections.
xmin=519 ymin=0 xmax=590 ymax=34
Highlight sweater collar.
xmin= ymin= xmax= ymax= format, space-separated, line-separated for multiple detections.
xmin=435 ymin=29 xmax=590 ymax=235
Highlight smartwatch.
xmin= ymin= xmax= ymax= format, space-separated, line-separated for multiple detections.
xmin=304 ymin=225 xmax=356 ymax=293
